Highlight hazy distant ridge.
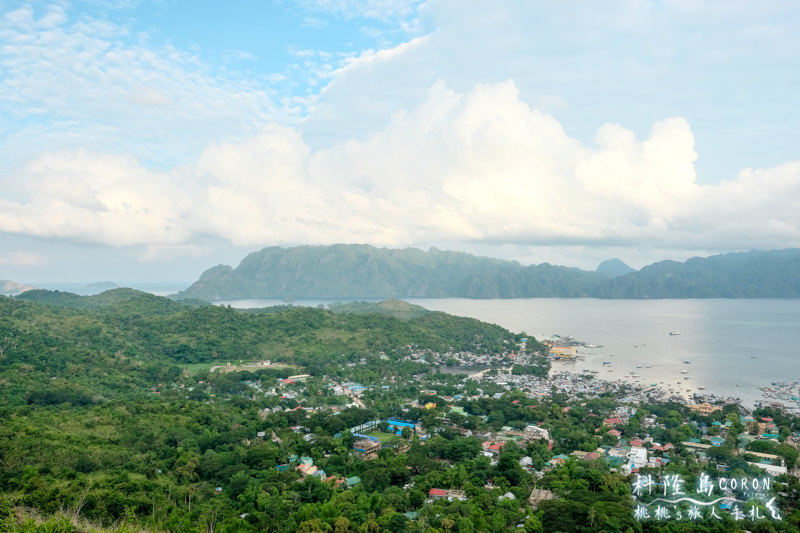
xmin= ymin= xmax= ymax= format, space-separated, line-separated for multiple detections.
xmin=175 ymin=245 xmax=800 ymax=300
xmin=0 ymin=280 xmax=36 ymax=296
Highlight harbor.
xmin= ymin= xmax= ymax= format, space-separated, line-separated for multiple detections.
xmin=544 ymin=333 xmax=797 ymax=412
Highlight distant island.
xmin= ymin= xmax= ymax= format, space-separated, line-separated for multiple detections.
xmin=174 ymin=245 xmax=800 ymax=300
xmin=0 ymin=279 xmax=36 ymax=296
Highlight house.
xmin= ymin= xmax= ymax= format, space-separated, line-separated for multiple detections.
xmin=603 ymin=417 xmax=623 ymax=426
xmin=482 ymin=441 xmax=505 ymax=455
xmin=429 ymin=488 xmax=448 ymax=500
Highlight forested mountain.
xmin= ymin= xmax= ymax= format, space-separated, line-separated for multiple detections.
xmin=595 ymin=259 xmax=635 ymax=278
xmin=595 ymin=248 xmax=800 ymax=298
xmin=175 ymin=245 xmax=800 ymax=300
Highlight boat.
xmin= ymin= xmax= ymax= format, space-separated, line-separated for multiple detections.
xmin=683 ymin=360 xmax=691 ymax=364
xmin=681 ymin=370 xmax=688 ymax=374
xmin=670 ymin=331 xmax=680 ymax=336
xmin=602 ymin=361 xmax=611 ymax=365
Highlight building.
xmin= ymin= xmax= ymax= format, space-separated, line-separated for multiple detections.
xmin=386 ymin=418 xmax=419 ymax=435
xmin=549 ymin=346 xmax=577 ymax=359
xmin=749 ymin=462 xmax=788 ymax=476
xmin=429 ymin=488 xmax=448 ymax=500
xmin=428 ymin=488 xmax=466 ymax=501
xmin=353 ymin=439 xmax=381 ymax=459
xmin=524 ymin=425 xmax=549 ymax=441
xmin=685 ymin=402 xmax=723 ymax=415
xmin=628 ymin=446 xmax=648 ymax=469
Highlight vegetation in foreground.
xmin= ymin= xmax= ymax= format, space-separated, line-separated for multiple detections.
xmin=1 ymin=289 xmax=799 ymax=532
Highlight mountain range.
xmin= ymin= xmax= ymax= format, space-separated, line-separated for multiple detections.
xmin=174 ymin=245 xmax=800 ymax=300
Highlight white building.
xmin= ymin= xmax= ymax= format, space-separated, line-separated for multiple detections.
xmin=628 ymin=446 xmax=648 ymax=469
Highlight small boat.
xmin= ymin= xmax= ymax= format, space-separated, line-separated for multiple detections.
xmin=602 ymin=361 xmax=611 ymax=365
xmin=681 ymin=370 xmax=688 ymax=374
xmin=683 ymin=360 xmax=691 ymax=364
xmin=670 ymin=331 xmax=680 ymax=336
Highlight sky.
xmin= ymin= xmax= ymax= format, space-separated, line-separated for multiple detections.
xmin=1 ymin=0 xmax=799 ymax=287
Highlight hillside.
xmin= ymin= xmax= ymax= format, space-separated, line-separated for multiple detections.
xmin=1 ymin=289 xmax=521 ymax=406
xmin=175 ymin=245 xmax=800 ymax=300
xmin=327 ymin=299 xmax=431 ymax=320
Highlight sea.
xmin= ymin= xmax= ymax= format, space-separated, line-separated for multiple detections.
xmin=216 ymin=297 xmax=800 ymax=409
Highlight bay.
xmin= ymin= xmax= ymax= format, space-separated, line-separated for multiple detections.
xmin=219 ymin=297 xmax=800 ymax=409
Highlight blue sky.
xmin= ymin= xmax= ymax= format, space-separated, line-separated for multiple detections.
xmin=1 ymin=0 xmax=798 ymax=286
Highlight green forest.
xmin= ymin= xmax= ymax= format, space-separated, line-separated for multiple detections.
xmin=1 ymin=289 xmax=799 ymax=532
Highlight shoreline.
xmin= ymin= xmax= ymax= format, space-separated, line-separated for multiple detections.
xmin=549 ymin=358 xmax=800 ymax=413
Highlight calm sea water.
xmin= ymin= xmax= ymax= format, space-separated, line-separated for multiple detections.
xmin=218 ymin=297 xmax=800 ymax=408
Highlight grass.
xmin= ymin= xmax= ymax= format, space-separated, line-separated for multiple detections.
xmin=363 ymin=431 xmax=399 ymax=443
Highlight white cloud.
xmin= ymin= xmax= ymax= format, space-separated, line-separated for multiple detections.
xmin=0 ymin=4 xmax=277 ymax=169
xmin=301 ymin=0 xmax=800 ymax=183
xmin=1 ymin=1 xmax=798 ymax=273
xmin=1 ymin=80 xmax=798 ymax=260
xmin=296 ymin=0 xmax=426 ymax=21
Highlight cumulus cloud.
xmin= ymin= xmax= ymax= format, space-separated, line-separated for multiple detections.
xmin=1 ymin=80 xmax=798 ymax=259
xmin=1 ymin=1 xmax=798 ymax=272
